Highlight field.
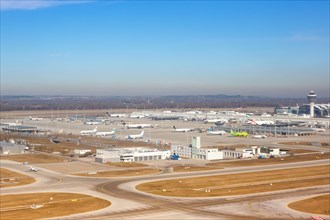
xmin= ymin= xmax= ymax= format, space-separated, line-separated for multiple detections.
xmin=288 ymin=194 xmax=330 ymax=215
xmin=136 ymin=165 xmax=330 ymax=197
xmin=0 ymin=168 xmax=35 ymax=188
xmin=0 ymin=132 xmax=156 ymax=155
xmin=279 ymin=141 xmax=329 ymax=146
xmin=207 ymin=152 xmax=330 ymax=168
xmin=74 ymin=168 xmax=161 ymax=177
xmin=0 ymin=192 xmax=111 ymax=220
xmin=0 ymin=153 xmax=66 ymax=164
xmin=173 ymin=165 xmax=220 ymax=172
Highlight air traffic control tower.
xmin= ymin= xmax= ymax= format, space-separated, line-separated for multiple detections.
xmin=307 ymin=90 xmax=317 ymax=118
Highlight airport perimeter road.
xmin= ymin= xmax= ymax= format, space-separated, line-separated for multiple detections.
xmin=1 ymin=159 xmax=329 ymax=219
xmin=92 ymin=159 xmax=330 ymax=220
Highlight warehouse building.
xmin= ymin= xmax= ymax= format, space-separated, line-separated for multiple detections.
xmin=95 ymin=147 xmax=171 ymax=163
xmin=2 ymin=125 xmax=39 ymax=133
xmin=0 ymin=142 xmax=27 ymax=155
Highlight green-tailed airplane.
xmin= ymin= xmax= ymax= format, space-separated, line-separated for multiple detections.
xmin=230 ymin=130 xmax=248 ymax=137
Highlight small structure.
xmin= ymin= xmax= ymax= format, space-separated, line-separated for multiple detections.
xmin=73 ymin=149 xmax=92 ymax=156
xmin=0 ymin=142 xmax=27 ymax=154
xmin=95 ymin=147 xmax=171 ymax=163
xmin=2 ymin=125 xmax=39 ymax=133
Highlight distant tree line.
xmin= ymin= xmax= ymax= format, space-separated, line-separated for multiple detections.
xmin=0 ymin=95 xmax=328 ymax=111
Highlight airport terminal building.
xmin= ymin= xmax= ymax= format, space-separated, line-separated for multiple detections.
xmin=298 ymin=104 xmax=330 ymax=118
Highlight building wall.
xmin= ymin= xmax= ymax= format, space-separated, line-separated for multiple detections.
xmin=171 ymin=145 xmax=223 ymax=160
xmin=222 ymin=150 xmax=243 ymax=159
xmin=96 ymin=148 xmax=170 ymax=163
xmin=0 ymin=143 xmax=26 ymax=154
xmin=171 ymin=145 xmax=192 ymax=158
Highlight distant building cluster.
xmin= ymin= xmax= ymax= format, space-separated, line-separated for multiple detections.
xmin=275 ymin=91 xmax=330 ymax=118
xmin=171 ymin=137 xmax=284 ymax=161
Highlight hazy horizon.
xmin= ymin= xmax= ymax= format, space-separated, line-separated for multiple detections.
xmin=1 ymin=1 xmax=329 ymax=98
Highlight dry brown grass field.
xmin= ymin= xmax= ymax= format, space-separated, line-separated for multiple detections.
xmin=279 ymin=141 xmax=329 ymax=146
xmin=0 ymin=168 xmax=35 ymax=188
xmin=105 ymin=162 xmax=147 ymax=167
xmin=288 ymin=194 xmax=330 ymax=215
xmin=0 ymin=193 xmax=111 ymax=220
xmin=74 ymin=168 xmax=160 ymax=177
xmin=0 ymin=132 xmax=156 ymax=155
xmin=0 ymin=153 xmax=66 ymax=164
xmin=136 ymin=165 xmax=330 ymax=197
xmin=173 ymin=165 xmax=220 ymax=172
xmin=207 ymin=152 xmax=330 ymax=168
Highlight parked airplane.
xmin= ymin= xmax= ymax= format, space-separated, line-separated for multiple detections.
xmin=106 ymin=112 xmax=127 ymax=118
xmin=230 ymin=130 xmax=248 ymax=137
xmin=126 ymin=131 xmax=144 ymax=139
xmin=204 ymin=119 xmax=228 ymax=124
xmin=29 ymin=166 xmax=38 ymax=172
xmin=1 ymin=121 xmax=23 ymax=126
xmin=253 ymin=135 xmax=267 ymax=139
xmin=29 ymin=116 xmax=43 ymax=121
xmin=125 ymin=124 xmax=153 ymax=129
xmin=129 ymin=114 xmax=145 ymax=119
xmin=207 ymin=129 xmax=227 ymax=135
xmin=84 ymin=121 xmax=100 ymax=125
xmin=246 ymin=115 xmax=274 ymax=125
xmin=172 ymin=126 xmax=194 ymax=132
xmin=80 ymin=127 xmax=97 ymax=136
xmin=96 ymin=128 xmax=116 ymax=137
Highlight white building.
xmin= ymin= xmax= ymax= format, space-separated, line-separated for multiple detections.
xmin=171 ymin=145 xmax=224 ymax=160
xmin=235 ymin=146 xmax=283 ymax=158
xmin=0 ymin=142 xmax=27 ymax=155
xmin=95 ymin=147 xmax=171 ymax=163
xmin=171 ymin=137 xmax=284 ymax=161
xmin=171 ymin=137 xmax=224 ymax=160
xmin=73 ymin=149 xmax=92 ymax=155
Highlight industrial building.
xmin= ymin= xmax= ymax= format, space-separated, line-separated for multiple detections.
xmin=171 ymin=137 xmax=284 ymax=160
xmin=234 ymin=146 xmax=284 ymax=158
xmin=171 ymin=137 xmax=224 ymax=160
xmin=2 ymin=125 xmax=39 ymax=133
xmin=95 ymin=147 xmax=171 ymax=163
xmin=0 ymin=142 xmax=27 ymax=155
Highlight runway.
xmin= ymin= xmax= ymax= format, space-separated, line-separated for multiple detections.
xmin=2 ymin=159 xmax=329 ymax=219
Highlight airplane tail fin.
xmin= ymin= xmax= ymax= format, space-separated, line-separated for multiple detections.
xmin=106 ymin=112 xmax=111 ymax=116
xmin=94 ymin=127 xmax=98 ymax=131
xmin=173 ymin=126 xmax=176 ymax=129
xmin=246 ymin=114 xmax=257 ymax=125
xmin=140 ymin=131 xmax=144 ymax=136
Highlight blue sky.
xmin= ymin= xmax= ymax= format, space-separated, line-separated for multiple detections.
xmin=1 ymin=0 xmax=329 ymax=98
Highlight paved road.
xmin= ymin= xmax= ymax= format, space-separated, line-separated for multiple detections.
xmin=1 ymin=159 xmax=329 ymax=220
